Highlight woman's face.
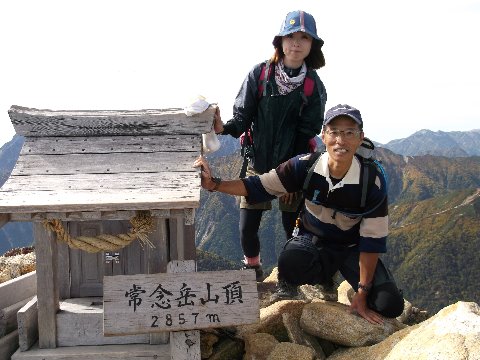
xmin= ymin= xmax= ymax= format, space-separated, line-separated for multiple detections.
xmin=282 ymin=32 xmax=312 ymax=67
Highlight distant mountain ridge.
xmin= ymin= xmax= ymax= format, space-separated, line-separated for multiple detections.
xmin=0 ymin=134 xmax=23 ymax=187
xmin=0 ymin=135 xmax=34 ymax=254
xmin=380 ymin=129 xmax=480 ymax=157
xmin=1 ymin=129 xmax=480 ymax=314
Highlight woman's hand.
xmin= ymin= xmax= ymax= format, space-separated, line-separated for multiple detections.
xmin=214 ymin=107 xmax=224 ymax=134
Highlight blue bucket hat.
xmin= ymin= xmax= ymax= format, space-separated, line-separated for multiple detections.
xmin=324 ymin=104 xmax=363 ymax=129
xmin=276 ymin=10 xmax=324 ymax=46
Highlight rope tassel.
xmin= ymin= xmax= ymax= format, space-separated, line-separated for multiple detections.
xmin=43 ymin=210 xmax=155 ymax=253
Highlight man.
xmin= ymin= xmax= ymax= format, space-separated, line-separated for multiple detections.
xmin=194 ymin=104 xmax=404 ymax=324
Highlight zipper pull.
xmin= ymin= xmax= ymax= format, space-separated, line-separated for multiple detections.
xmin=292 ymin=217 xmax=301 ymax=237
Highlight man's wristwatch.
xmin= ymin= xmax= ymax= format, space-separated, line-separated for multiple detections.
xmin=357 ymin=282 xmax=372 ymax=293
xmin=208 ymin=177 xmax=222 ymax=192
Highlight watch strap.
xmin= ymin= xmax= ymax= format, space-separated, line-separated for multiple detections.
xmin=208 ymin=177 xmax=222 ymax=192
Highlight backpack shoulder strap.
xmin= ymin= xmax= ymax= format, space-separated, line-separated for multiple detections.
xmin=303 ymin=73 xmax=315 ymax=97
xmin=303 ymin=151 xmax=323 ymax=192
xmin=360 ymin=159 xmax=372 ymax=209
xmin=360 ymin=157 xmax=387 ymax=209
xmin=258 ymin=60 xmax=272 ymax=98
xmin=299 ymin=70 xmax=326 ymax=116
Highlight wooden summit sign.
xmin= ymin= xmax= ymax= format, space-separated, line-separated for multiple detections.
xmin=103 ymin=269 xmax=259 ymax=335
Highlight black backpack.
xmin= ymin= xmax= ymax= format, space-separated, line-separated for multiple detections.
xmin=302 ymin=137 xmax=387 ymax=217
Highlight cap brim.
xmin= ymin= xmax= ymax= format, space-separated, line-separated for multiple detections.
xmin=277 ymin=27 xmax=321 ymax=41
xmin=324 ymin=114 xmax=363 ymax=126
xmin=273 ymin=32 xmax=324 ymax=47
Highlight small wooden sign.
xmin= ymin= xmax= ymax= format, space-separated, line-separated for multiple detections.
xmin=103 ymin=270 xmax=259 ymax=335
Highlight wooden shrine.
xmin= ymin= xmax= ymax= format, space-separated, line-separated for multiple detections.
xmin=0 ymin=104 xmax=217 ymax=359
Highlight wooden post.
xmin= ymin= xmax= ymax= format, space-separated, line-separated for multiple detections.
xmin=34 ymin=222 xmax=59 ymax=348
xmin=57 ymin=242 xmax=71 ymax=299
xmin=148 ymin=217 xmax=170 ymax=345
xmin=0 ymin=214 xmax=8 ymax=230
xmin=183 ymin=209 xmax=196 ymax=261
xmin=168 ymin=260 xmax=200 ymax=360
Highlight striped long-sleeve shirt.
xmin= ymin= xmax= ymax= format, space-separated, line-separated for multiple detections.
xmin=241 ymin=152 xmax=389 ymax=253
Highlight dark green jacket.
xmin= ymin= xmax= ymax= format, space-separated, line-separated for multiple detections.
xmin=222 ymin=61 xmax=327 ymax=174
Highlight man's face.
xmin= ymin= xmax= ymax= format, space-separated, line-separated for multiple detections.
xmin=321 ymin=116 xmax=364 ymax=165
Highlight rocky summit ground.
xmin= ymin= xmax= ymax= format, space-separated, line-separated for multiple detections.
xmin=0 ymin=246 xmax=36 ymax=284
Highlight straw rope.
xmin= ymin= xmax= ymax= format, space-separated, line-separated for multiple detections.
xmin=43 ymin=210 xmax=155 ymax=253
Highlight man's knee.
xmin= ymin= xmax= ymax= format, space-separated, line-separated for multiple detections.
xmin=368 ymin=282 xmax=404 ymax=318
xmin=277 ymin=236 xmax=323 ymax=285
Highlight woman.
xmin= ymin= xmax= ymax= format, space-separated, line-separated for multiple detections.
xmin=213 ymin=10 xmax=327 ymax=280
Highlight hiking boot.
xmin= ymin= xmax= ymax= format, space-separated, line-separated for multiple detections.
xmin=241 ymin=264 xmax=265 ymax=282
xmin=269 ymin=279 xmax=302 ymax=304
xmin=313 ymin=282 xmax=338 ymax=302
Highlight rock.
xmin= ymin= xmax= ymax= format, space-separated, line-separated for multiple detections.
xmin=200 ymin=331 xmax=219 ymax=359
xmin=300 ymin=301 xmax=405 ymax=347
xmin=327 ymin=327 xmax=411 ymax=360
xmin=337 ymin=280 xmax=354 ymax=306
xmin=0 ymin=252 xmax=36 ymax=284
xmin=237 ymin=300 xmax=306 ymax=342
xmin=266 ymin=342 xmax=315 ymax=360
xmin=243 ymin=332 xmax=278 ymax=360
xmin=207 ymin=337 xmax=244 ymax=360
xmin=282 ymin=312 xmax=326 ymax=360
xmin=387 ymin=301 xmax=480 ymax=359
xmin=396 ymin=299 xmax=429 ymax=325
xmin=328 ymin=301 xmax=480 ymax=360
xmin=299 ymin=283 xmax=338 ymax=302
xmin=263 ymin=267 xmax=278 ymax=283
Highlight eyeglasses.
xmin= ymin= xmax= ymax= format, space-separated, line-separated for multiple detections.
xmin=325 ymin=129 xmax=362 ymax=139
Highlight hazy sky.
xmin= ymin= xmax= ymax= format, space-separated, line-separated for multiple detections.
xmin=1 ymin=0 xmax=479 ymax=146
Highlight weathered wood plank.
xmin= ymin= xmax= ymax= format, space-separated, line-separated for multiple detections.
xmin=0 ymin=186 xmax=200 ymax=214
xmin=20 ymin=135 xmax=201 ymax=155
xmin=103 ymin=269 xmax=259 ymax=335
xmin=7 ymin=213 xmax=33 ymax=221
xmin=0 ymin=329 xmax=18 ymax=360
xmin=0 ymin=297 xmax=31 ymax=337
xmin=17 ymin=296 xmax=38 ymax=351
xmin=9 ymin=210 xmax=195 ymax=223
xmin=33 ymin=223 xmax=59 ymax=349
xmin=9 ymin=105 xmax=216 ymax=137
xmin=56 ymin=298 xmax=149 ymax=346
xmin=168 ymin=260 xmax=201 ymax=360
xmin=68 ymin=222 xmax=104 ymax=298
xmin=9 ymin=209 xmax=181 ymax=223
xmin=0 ymin=271 xmax=37 ymax=310
xmin=2 ymin=172 xmax=198 ymax=192
xmin=11 ymin=343 xmax=171 ymax=359
xmin=12 ymin=151 xmax=197 ymax=176
xmin=0 ymin=213 xmax=9 ymax=230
